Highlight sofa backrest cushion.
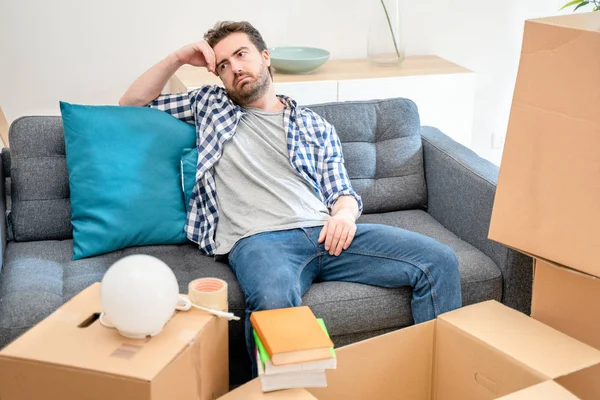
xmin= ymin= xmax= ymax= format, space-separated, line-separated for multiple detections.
xmin=8 ymin=98 xmax=426 ymax=242
xmin=307 ymin=98 xmax=426 ymax=214
xmin=9 ymin=116 xmax=71 ymax=241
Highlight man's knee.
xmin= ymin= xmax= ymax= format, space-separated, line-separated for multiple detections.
xmin=241 ymin=269 xmax=301 ymax=311
xmin=441 ymin=244 xmax=459 ymax=267
xmin=428 ymin=243 xmax=460 ymax=277
xmin=245 ymin=286 xmax=301 ymax=311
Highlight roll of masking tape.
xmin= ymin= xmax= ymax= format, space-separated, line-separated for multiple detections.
xmin=188 ymin=278 xmax=229 ymax=312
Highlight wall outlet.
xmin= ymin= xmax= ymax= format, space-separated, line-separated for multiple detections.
xmin=491 ymin=131 xmax=505 ymax=149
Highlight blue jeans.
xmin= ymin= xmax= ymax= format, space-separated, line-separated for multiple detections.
xmin=227 ymin=223 xmax=461 ymax=378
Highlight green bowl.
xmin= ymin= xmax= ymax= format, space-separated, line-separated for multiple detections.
xmin=269 ymin=46 xmax=330 ymax=74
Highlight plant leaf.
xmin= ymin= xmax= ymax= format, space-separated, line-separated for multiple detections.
xmin=560 ymin=0 xmax=584 ymax=10
xmin=379 ymin=0 xmax=401 ymax=58
xmin=574 ymin=0 xmax=590 ymax=10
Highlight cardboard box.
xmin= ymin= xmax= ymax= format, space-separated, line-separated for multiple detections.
xmin=0 ymin=283 xmax=229 ymax=400
xmin=531 ymin=258 xmax=600 ymax=351
xmin=487 ymin=12 xmax=600 ymax=378
xmin=488 ymin=12 xmax=600 ymax=277
xmin=219 ymin=301 xmax=600 ymax=400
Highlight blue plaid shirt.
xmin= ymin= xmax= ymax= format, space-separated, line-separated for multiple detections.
xmin=149 ymin=85 xmax=363 ymax=255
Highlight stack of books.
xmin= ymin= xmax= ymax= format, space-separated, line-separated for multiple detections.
xmin=250 ymin=306 xmax=337 ymax=392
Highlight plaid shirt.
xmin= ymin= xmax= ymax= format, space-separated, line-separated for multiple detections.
xmin=149 ymin=85 xmax=363 ymax=255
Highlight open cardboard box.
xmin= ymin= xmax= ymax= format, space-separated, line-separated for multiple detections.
xmin=0 ymin=283 xmax=229 ymax=400
xmin=220 ymin=301 xmax=600 ymax=399
xmin=488 ymin=12 xmax=600 ymax=353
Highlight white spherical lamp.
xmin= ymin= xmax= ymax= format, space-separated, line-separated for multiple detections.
xmin=100 ymin=254 xmax=181 ymax=339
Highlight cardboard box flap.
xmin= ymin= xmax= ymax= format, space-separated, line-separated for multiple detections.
xmin=532 ymin=259 xmax=600 ymax=351
xmin=0 ymin=283 xmax=213 ymax=381
xmin=555 ymin=363 xmax=600 ymax=400
xmin=434 ymin=316 xmax=547 ymax=400
xmin=489 ymin=12 xmax=600 ymax=277
xmin=438 ymin=301 xmax=600 ymax=378
xmin=308 ymin=320 xmax=435 ymax=400
xmin=496 ymin=381 xmax=580 ymax=400
xmin=220 ymin=379 xmax=317 ymax=400
xmin=533 ymin=12 xmax=600 ymax=32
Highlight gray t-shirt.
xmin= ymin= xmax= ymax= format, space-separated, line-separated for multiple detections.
xmin=213 ymin=107 xmax=329 ymax=255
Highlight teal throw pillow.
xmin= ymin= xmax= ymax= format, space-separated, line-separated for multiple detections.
xmin=60 ymin=102 xmax=196 ymax=260
xmin=180 ymin=147 xmax=199 ymax=212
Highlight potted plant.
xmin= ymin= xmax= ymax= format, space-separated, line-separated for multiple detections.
xmin=560 ymin=0 xmax=600 ymax=11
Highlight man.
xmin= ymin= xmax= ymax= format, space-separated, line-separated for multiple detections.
xmin=120 ymin=21 xmax=461 ymax=377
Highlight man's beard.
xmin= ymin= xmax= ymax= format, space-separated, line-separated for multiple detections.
xmin=226 ymin=64 xmax=271 ymax=106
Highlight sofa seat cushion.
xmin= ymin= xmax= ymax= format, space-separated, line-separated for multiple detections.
xmin=0 ymin=241 xmax=238 ymax=340
xmin=357 ymin=210 xmax=502 ymax=306
xmin=0 ymin=210 xmax=501 ymax=385
xmin=0 ymin=209 xmax=501 ymax=346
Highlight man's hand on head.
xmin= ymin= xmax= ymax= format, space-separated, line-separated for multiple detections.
xmin=174 ymin=40 xmax=218 ymax=76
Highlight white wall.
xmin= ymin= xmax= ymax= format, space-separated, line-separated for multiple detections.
xmin=400 ymin=0 xmax=571 ymax=163
xmin=0 ymin=0 xmax=574 ymax=163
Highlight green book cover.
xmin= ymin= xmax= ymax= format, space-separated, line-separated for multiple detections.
xmin=253 ymin=317 xmax=335 ymax=364
xmin=317 ymin=318 xmax=336 ymax=358
xmin=253 ymin=329 xmax=271 ymax=363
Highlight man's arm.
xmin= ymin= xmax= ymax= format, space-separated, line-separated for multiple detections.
xmin=317 ymin=123 xmax=363 ymax=256
xmin=119 ymin=54 xmax=184 ymax=106
xmin=119 ymin=40 xmax=217 ymax=107
xmin=331 ymin=195 xmax=360 ymax=220
xmin=318 ymin=124 xmax=363 ymax=215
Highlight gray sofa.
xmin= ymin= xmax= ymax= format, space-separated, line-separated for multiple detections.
xmin=0 ymin=97 xmax=532 ymax=386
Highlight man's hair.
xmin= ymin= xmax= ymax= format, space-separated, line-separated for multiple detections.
xmin=204 ymin=21 xmax=272 ymax=77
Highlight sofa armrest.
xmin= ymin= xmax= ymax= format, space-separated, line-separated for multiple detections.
xmin=421 ymin=126 xmax=533 ymax=314
xmin=0 ymin=148 xmax=6 ymax=272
